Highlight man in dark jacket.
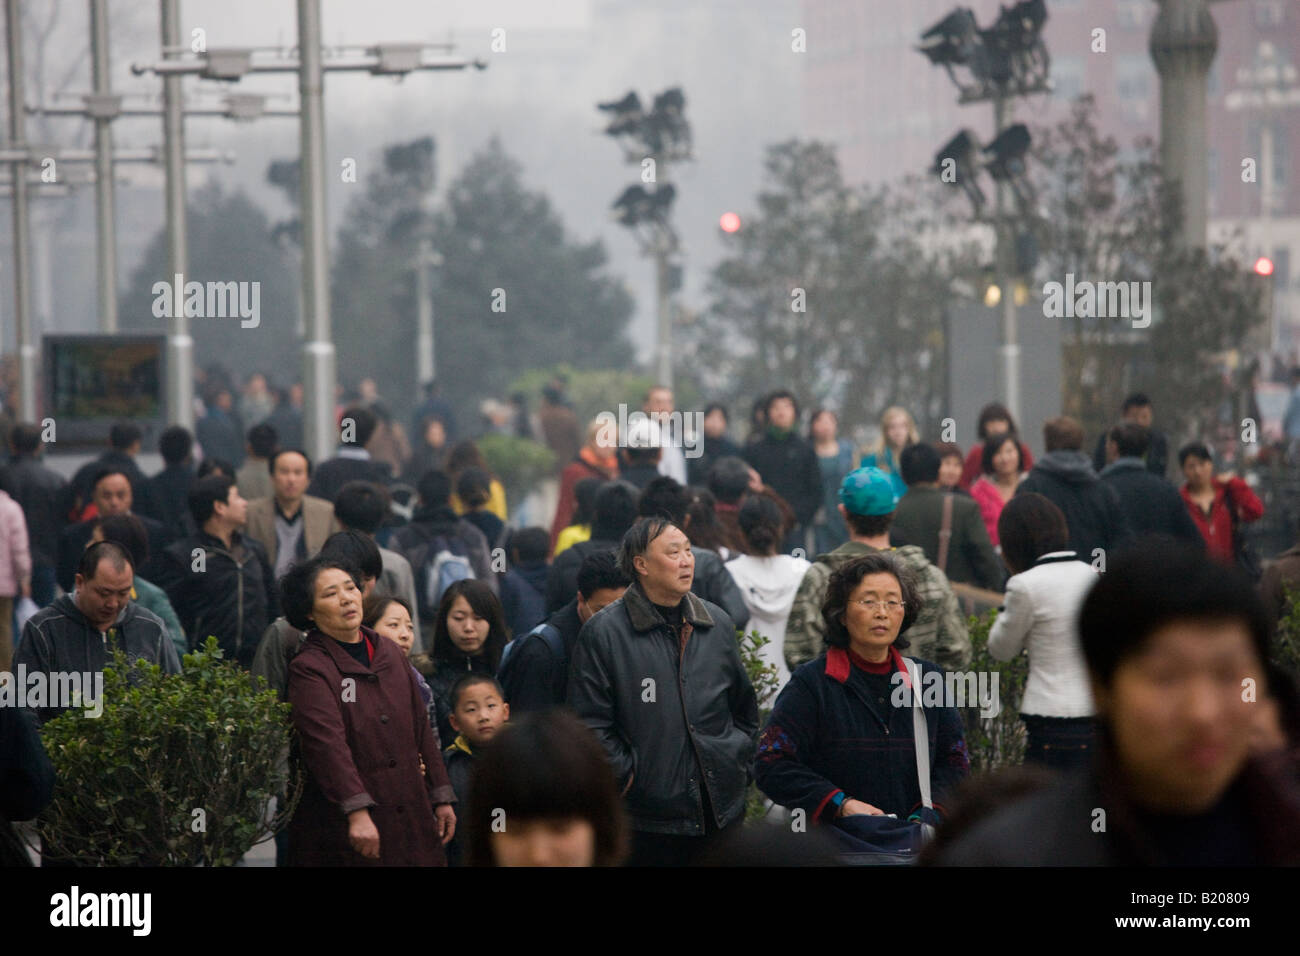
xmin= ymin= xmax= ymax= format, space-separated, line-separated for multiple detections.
xmin=497 ymin=527 xmax=549 ymax=640
xmin=638 ymin=476 xmax=750 ymax=628
xmin=66 ymin=422 xmax=153 ymax=521
xmin=567 ymin=516 xmax=759 ymax=866
xmin=153 ymin=474 xmax=278 ymax=668
xmin=1015 ymin=416 xmax=1132 ymax=561
xmin=742 ymin=391 xmax=822 ymax=552
xmin=501 ymin=550 xmax=629 ymax=714
xmin=388 ymin=470 xmax=496 ymax=637
xmin=16 ymin=541 xmax=181 ymax=724
xmin=307 ymin=406 xmax=392 ymax=502
xmin=57 ymin=468 xmax=171 ymax=593
xmin=546 ymin=480 xmax=639 ymax=612
xmin=1 ymin=423 xmax=67 ymax=606
xmin=1098 ymin=423 xmax=1202 ymax=548
xmin=1091 ymin=392 xmax=1169 ymax=479
xmin=145 ymin=425 xmax=198 ymax=537
xmin=890 ymin=443 xmax=1003 ymax=591
xmin=196 ymin=387 xmax=245 ymax=468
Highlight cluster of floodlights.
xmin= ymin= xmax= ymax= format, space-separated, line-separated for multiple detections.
xmin=932 ymin=122 xmax=1035 ymax=219
xmin=598 ymin=87 xmax=691 ymax=160
xmin=918 ymin=0 xmax=1050 ymax=103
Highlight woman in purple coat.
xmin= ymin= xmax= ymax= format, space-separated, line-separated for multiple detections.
xmin=283 ymin=554 xmax=457 ymax=866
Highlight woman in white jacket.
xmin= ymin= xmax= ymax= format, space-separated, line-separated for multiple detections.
xmin=988 ymin=493 xmax=1099 ymax=771
xmin=726 ymin=495 xmax=810 ymax=695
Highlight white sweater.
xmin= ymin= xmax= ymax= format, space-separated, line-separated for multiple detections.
xmin=987 ymin=553 xmax=1098 ymax=718
xmin=726 ymin=553 xmax=810 ymax=694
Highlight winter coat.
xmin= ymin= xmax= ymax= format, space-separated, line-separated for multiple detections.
xmin=0 ymin=490 xmax=31 ymax=597
xmin=1092 ymin=428 xmax=1169 ymax=479
xmin=959 ymin=440 xmax=1035 ymax=491
xmin=499 ymin=563 xmax=547 ymax=639
xmin=143 ymin=463 xmax=197 ymax=538
xmin=930 ymin=739 xmax=1300 ymax=865
xmin=0 ymin=455 xmax=66 ymax=567
xmin=744 ymin=432 xmax=823 ymax=527
xmin=250 ymin=616 xmax=307 ymax=701
xmin=1014 ymin=450 xmax=1132 ymax=560
xmin=286 ymin=626 xmax=455 ymax=866
xmin=57 ymin=514 xmax=170 ymax=593
xmin=243 ymin=494 xmax=339 ymax=574
xmin=687 ymin=434 xmax=740 ymax=487
xmin=754 ymin=646 xmax=969 ymax=821
xmin=567 ymin=581 xmax=759 ymax=835
xmin=889 ymin=486 xmax=1004 ymax=591
xmin=986 ymin=552 xmax=1097 ymax=718
xmin=306 ymin=451 xmax=392 ymax=503
xmin=15 ymin=593 xmax=181 ymax=724
xmin=388 ymin=505 xmax=498 ymax=632
xmin=550 ymin=452 xmax=618 ymax=548
xmin=1098 ymin=457 xmax=1203 ymax=548
xmin=498 ymin=599 xmax=584 ymax=714
xmin=546 ymin=538 xmax=618 ymax=613
xmin=0 ymin=703 xmax=53 ymax=866
xmin=1180 ymin=476 xmax=1264 ymax=565
xmin=969 ymin=475 xmax=1022 ymax=547
xmin=784 ymin=541 xmax=971 ymax=675
xmin=442 ymin=735 xmax=475 ymax=866
xmin=725 ymin=552 xmax=810 ymax=693
xmin=131 ymin=577 xmax=187 ymax=660
xmin=153 ymin=529 xmax=279 ymax=668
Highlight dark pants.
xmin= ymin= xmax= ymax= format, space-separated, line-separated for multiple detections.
xmin=1021 ymin=714 xmax=1094 ymax=773
xmin=626 ymin=786 xmax=740 ymax=867
xmin=30 ymin=564 xmax=56 ymax=607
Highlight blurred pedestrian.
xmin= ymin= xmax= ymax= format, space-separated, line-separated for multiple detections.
xmin=406 ymin=414 xmax=449 ymax=484
xmin=743 ymin=391 xmax=822 ymax=552
xmin=550 ymin=420 xmax=619 ymax=549
xmin=686 ymin=402 xmax=740 ymax=487
xmin=1099 ymin=424 xmax=1203 ymax=547
xmin=0 ymin=423 xmax=64 ymax=608
xmin=546 ymin=481 xmax=639 ymax=612
xmin=809 ymin=408 xmax=854 ymax=555
xmin=145 ymin=426 xmax=197 ymax=538
xmin=456 ymin=467 xmax=506 ymax=548
xmin=934 ymin=442 xmax=966 ymax=494
xmin=497 ymin=527 xmax=549 ymax=640
xmin=1092 ymin=393 xmax=1169 ymax=478
xmin=308 ymin=406 xmax=391 ymax=502
xmin=859 ymin=406 xmax=917 ymax=502
xmin=244 ymin=449 xmax=340 ymax=580
xmin=446 ymin=441 xmax=507 ymax=521
xmin=335 ymin=482 xmax=420 ymax=641
xmin=969 ymin=433 xmax=1027 ymax=548
xmin=0 ymin=485 xmax=31 ymax=671
xmin=958 ymin=403 xmax=1035 ymax=490
xmin=537 ymin=385 xmax=580 ymax=476
xmin=553 ymin=476 xmax=603 ymax=556
xmin=236 ymin=422 xmax=278 ymax=503
xmin=1179 ymin=441 xmax=1263 ymax=572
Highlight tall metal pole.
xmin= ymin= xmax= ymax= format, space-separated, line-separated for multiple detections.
xmin=415 ymin=236 xmax=434 ymax=388
xmin=993 ymin=94 xmax=1020 ymax=426
xmin=161 ymin=0 xmax=193 ymax=429
xmin=90 ymin=0 xmax=118 ymax=331
xmin=297 ymin=0 xmax=336 ymax=463
xmin=5 ymin=0 xmax=36 ymax=419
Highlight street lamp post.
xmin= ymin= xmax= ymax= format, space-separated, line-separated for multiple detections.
xmin=4 ymin=0 xmax=35 ymax=419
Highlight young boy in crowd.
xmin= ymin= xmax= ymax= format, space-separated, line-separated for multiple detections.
xmin=443 ymin=673 xmax=510 ymax=865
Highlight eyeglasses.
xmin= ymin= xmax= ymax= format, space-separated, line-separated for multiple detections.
xmin=852 ymin=599 xmax=905 ymax=613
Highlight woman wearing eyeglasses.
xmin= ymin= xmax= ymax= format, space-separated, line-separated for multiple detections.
xmin=754 ymin=551 xmax=969 ymax=833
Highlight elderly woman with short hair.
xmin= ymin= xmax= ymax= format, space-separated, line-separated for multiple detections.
xmin=754 ymin=551 xmax=969 ymax=831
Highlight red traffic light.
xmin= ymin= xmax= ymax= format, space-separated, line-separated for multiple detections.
xmin=719 ymin=212 xmax=741 ymax=233
xmin=1254 ymin=256 xmax=1274 ymax=277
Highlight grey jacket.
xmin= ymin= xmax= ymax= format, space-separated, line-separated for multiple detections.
xmin=15 ymin=593 xmax=181 ymax=724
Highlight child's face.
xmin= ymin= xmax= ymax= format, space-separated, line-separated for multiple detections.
xmin=492 ymin=818 xmax=596 ymax=867
xmin=371 ymin=601 xmax=414 ymax=656
xmin=449 ymin=683 xmax=509 ymax=748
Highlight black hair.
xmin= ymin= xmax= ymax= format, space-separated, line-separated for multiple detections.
xmin=844 ymin=510 xmax=893 ymax=538
xmin=976 ymin=403 xmax=1018 ymax=441
xmin=707 ymin=456 xmax=751 ymax=505
xmin=78 ymin=540 xmax=133 ymax=582
xmin=685 ymin=488 xmax=730 ymax=552
xmin=576 ymin=550 xmax=630 ymax=600
xmin=96 ymin=513 xmax=150 ymax=567
xmin=1077 ymin=539 xmax=1271 ymax=687
xmin=247 ymin=422 xmax=279 ymax=459
xmin=91 ymin=466 xmax=133 ymax=495
xmin=431 ymin=579 xmax=509 ymax=668
xmin=591 ymin=480 xmax=640 ymax=541
xmin=456 ymin=467 xmax=493 ymax=510
xmin=738 ymin=495 xmax=783 ymax=556
xmin=268 ymin=447 xmax=313 ymax=477
xmin=109 ymin=422 xmax=142 ymax=451
xmin=703 ymin=402 xmax=728 ymax=423
xmin=158 ymin=425 xmax=193 ymax=465
xmin=279 ymin=555 xmax=363 ymax=632
xmin=196 ymin=457 xmax=234 ymax=479
xmin=319 ymin=529 xmax=383 ymax=582
xmin=900 ymin=442 xmax=941 ymax=486
xmin=465 ymin=710 xmax=628 ymax=867
xmin=623 ymin=444 xmax=661 ymax=466
xmin=617 ymin=517 xmax=676 ymax=581
xmin=448 ymin=672 xmax=505 ymax=711
xmin=333 ymin=481 xmax=390 ymax=534
xmin=807 ymin=407 xmax=837 ymax=441
xmin=822 ymin=552 xmax=921 ymax=649
xmin=361 ymin=589 xmax=413 ymax=630
xmin=1178 ymin=441 xmax=1213 ymax=467
xmin=571 ymin=477 xmax=606 ymax=526
xmin=1121 ymin=393 xmax=1152 ymax=413
xmin=417 ymin=469 xmax=453 ymax=509
xmin=508 ymin=527 xmax=550 ymax=566
xmin=637 ymin=476 xmax=691 ymax=525
xmin=1109 ymin=423 xmax=1150 ymax=459
xmin=981 ymin=432 xmax=1023 ymax=477
xmin=9 ymin=423 xmax=41 ymax=456
xmin=188 ymin=474 xmax=235 ymax=526
xmin=339 ymin=405 xmax=377 ymax=447
xmin=764 ymin=389 xmax=800 ymax=420
xmin=997 ymin=493 xmax=1070 ymax=575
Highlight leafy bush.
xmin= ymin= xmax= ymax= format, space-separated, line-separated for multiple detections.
xmin=960 ymin=609 xmax=1028 ymax=773
xmin=35 ymin=638 xmax=299 ymax=866
xmin=508 ymin=364 xmax=701 ymax=428
xmin=477 ymin=432 xmax=556 ymax=504
xmin=737 ymin=628 xmax=783 ymax=823
xmin=1274 ymin=586 xmax=1300 ymax=679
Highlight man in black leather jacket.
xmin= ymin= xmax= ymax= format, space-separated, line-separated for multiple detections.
xmin=567 ymin=516 xmax=758 ymax=866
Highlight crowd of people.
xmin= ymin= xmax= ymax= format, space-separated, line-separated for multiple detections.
xmin=1 ymin=374 xmax=1298 ymax=868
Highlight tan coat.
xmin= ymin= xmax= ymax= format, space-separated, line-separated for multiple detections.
xmin=244 ymin=495 xmax=339 ymax=571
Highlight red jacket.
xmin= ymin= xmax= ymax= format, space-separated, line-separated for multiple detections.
xmin=287 ymin=626 xmax=455 ymax=866
xmin=1180 ymin=476 xmax=1264 ymax=565
xmin=959 ymin=440 xmax=1035 ymax=490
xmin=549 ymin=449 xmax=618 ymax=549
